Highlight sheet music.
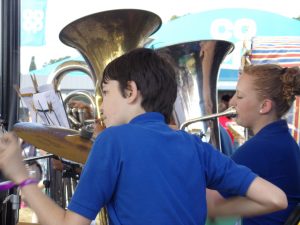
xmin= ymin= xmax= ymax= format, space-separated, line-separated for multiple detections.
xmin=19 ymin=84 xmax=70 ymax=128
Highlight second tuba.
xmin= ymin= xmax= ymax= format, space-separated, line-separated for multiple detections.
xmin=157 ymin=40 xmax=234 ymax=151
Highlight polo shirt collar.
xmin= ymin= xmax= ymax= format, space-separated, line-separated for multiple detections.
xmin=256 ymin=119 xmax=288 ymax=136
xmin=129 ymin=112 xmax=165 ymax=124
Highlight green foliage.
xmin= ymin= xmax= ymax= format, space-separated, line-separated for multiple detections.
xmin=294 ymin=16 xmax=300 ymax=21
xmin=29 ymin=56 xmax=37 ymax=72
xmin=170 ymin=15 xmax=180 ymax=20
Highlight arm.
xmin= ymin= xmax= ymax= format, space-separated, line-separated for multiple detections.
xmin=0 ymin=132 xmax=91 ymax=225
xmin=207 ymin=177 xmax=287 ymax=217
xmin=200 ymin=141 xmax=287 ymax=218
xmin=20 ymin=185 xmax=91 ymax=225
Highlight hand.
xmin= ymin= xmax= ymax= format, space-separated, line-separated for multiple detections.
xmin=93 ymin=119 xmax=105 ymax=138
xmin=206 ymin=188 xmax=225 ymax=218
xmin=51 ymin=158 xmax=64 ymax=171
xmin=68 ymin=100 xmax=93 ymax=119
xmin=0 ymin=132 xmax=29 ymax=183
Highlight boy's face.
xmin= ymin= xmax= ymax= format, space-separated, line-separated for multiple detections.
xmin=100 ymin=80 xmax=130 ymax=127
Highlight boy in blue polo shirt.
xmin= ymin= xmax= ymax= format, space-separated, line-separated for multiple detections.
xmin=0 ymin=48 xmax=287 ymax=225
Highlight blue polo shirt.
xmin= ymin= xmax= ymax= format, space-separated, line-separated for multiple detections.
xmin=68 ymin=112 xmax=256 ymax=225
xmin=231 ymin=120 xmax=300 ymax=225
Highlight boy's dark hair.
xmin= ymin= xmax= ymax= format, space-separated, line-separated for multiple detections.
xmin=101 ymin=48 xmax=177 ymax=123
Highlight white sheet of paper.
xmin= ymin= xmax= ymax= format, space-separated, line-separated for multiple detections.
xmin=20 ymin=84 xmax=70 ymax=128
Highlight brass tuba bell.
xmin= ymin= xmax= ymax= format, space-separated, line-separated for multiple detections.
xmin=59 ymin=9 xmax=162 ymax=122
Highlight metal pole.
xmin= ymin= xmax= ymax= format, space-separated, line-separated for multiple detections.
xmin=0 ymin=0 xmax=21 ymax=224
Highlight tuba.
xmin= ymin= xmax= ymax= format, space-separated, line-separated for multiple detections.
xmin=156 ymin=40 xmax=234 ymax=150
xmin=58 ymin=9 xmax=162 ymax=121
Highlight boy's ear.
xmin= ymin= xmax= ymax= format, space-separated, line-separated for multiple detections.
xmin=259 ymin=99 xmax=273 ymax=114
xmin=126 ymin=81 xmax=139 ymax=103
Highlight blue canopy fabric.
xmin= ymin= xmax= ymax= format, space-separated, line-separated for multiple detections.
xmin=148 ymin=8 xmax=300 ymax=89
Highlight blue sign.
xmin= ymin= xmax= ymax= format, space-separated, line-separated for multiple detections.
xmin=21 ymin=0 xmax=47 ymax=46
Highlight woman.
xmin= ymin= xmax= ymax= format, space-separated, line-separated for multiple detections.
xmin=210 ymin=64 xmax=300 ymax=224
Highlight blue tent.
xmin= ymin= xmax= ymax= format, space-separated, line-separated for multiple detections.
xmin=148 ymin=8 xmax=300 ymax=89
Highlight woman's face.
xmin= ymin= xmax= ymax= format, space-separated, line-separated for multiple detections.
xmin=230 ymin=73 xmax=263 ymax=130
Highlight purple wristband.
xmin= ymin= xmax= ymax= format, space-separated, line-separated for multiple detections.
xmin=0 ymin=181 xmax=16 ymax=191
xmin=0 ymin=178 xmax=38 ymax=191
xmin=18 ymin=178 xmax=39 ymax=188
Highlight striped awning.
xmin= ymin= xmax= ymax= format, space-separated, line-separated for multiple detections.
xmin=250 ymin=36 xmax=300 ymax=67
xmin=250 ymin=36 xmax=300 ymax=145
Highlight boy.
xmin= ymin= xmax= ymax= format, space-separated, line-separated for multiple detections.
xmin=0 ymin=48 xmax=287 ymax=225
